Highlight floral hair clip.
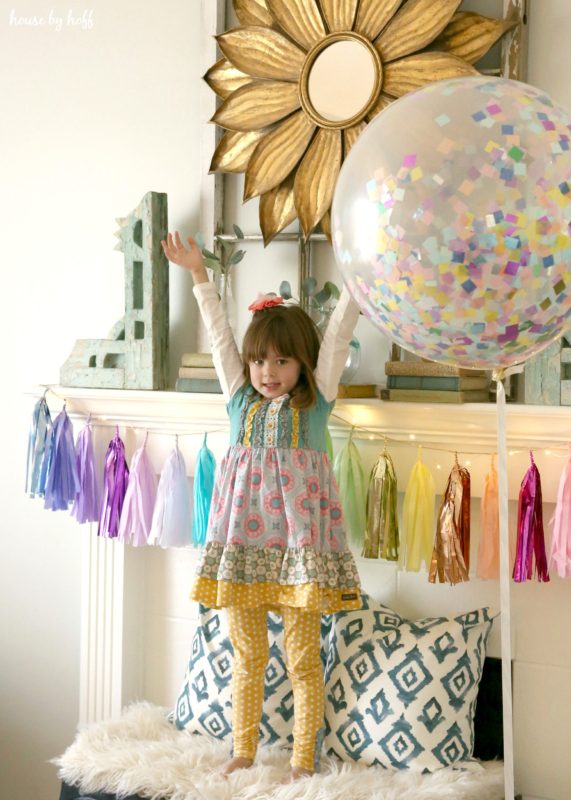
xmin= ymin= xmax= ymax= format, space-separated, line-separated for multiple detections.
xmin=248 ymin=294 xmax=284 ymax=313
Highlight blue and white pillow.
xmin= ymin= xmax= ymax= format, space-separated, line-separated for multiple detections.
xmin=323 ymin=594 xmax=496 ymax=771
xmin=173 ymin=604 xmax=332 ymax=747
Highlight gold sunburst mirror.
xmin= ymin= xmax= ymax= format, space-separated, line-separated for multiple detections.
xmin=205 ymin=0 xmax=516 ymax=245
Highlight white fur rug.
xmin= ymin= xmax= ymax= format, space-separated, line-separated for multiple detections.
xmin=54 ymin=703 xmax=504 ymax=800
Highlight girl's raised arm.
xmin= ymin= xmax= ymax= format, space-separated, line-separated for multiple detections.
xmin=314 ymin=287 xmax=361 ymax=402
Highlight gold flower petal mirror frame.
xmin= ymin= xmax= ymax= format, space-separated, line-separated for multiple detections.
xmin=205 ymin=0 xmax=516 ymax=245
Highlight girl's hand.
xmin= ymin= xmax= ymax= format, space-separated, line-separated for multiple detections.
xmin=161 ymin=231 xmax=208 ymax=283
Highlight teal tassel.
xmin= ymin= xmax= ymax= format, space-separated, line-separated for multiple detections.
xmin=333 ymin=427 xmax=367 ymax=545
xmin=192 ymin=433 xmax=216 ymax=546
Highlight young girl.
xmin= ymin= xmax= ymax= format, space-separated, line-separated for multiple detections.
xmin=161 ymin=231 xmax=362 ymax=782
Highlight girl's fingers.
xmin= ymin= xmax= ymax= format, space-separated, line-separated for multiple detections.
xmin=175 ymin=231 xmax=184 ymax=249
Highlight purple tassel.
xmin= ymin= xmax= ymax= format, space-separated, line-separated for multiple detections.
xmin=44 ymin=407 xmax=80 ymax=510
xmin=118 ymin=434 xmax=157 ymax=547
xmin=98 ymin=427 xmax=129 ymax=538
xmin=513 ymin=451 xmax=550 ymax=583
xmin=71 ymin=419 xmax=101 ymax=524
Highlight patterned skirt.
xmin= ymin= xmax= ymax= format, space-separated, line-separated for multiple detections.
xmin=191 ymin=445 xmax=361 ymax=612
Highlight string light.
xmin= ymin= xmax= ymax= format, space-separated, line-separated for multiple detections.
xmin=36 ymin=384 xmax=571 ymax=459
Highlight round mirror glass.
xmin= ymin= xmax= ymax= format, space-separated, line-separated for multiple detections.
xmin=307 ymin=39 xmax=377 ymax=124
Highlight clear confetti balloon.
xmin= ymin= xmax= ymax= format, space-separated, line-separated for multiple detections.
xmin=332 ymin=77 xmax=571 ymax=369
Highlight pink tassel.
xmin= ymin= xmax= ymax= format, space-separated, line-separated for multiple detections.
xmin=513 ymin=451 xmax=549 ymax=583
xmin=117 ymin=433 xmax=157 ymax=547
xmin=477 ymin=455 xmax=500 ymax=580
xmin=549 ymin=443 xmax=571 ymax=578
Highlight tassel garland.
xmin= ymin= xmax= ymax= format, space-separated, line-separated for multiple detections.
xmin=400 ymin=447 xmax=435 ymax=572
xmin=43 ymin=407 xmax=80 ymax=511
xmin=118 ymin=435 xmax=157 ymax=547
xmin=513 ymin=451 xmax=550 ymax=583
xmin=98 ymin=428 xmax=129 ymax=538
xmin=477 ymin=455 xmax=500 ymax=580
xmin=150 ymin=444 xmax=192 ymax=548
xmin=26 ymin=396 xmax=571 ymax=582
xmin=549 ymin=444 xmax=571 ymax=578
xmin=192 ymin=433 xmax=216 ymax=547
xmin=362 ymin=447 xmax=399 ymax=560
xmin=429 ymin=457 xmax=470 ymax=585
xmin=26 ymin=395 xmax=53 ymax=497
xmin=333 ymin=427 xmax=367 ymax=545
xmin=71 ymin=420 xmax=101 ymax=524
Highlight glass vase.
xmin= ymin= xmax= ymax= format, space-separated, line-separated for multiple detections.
xmin=217 ymin=270 xmax=237 ymax=334
xmin=340 ymin=337 xmax=361 ymax=384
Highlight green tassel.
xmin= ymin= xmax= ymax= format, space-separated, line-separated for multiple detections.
xmin=362 ymin=448 xmax=399 ymax=560
xmin=325 ymin=427 xmax=334 ymax=463
xmin=333 ymin=428 xmax=367 ymax=545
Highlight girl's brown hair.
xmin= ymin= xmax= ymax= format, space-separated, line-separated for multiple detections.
xmin=242 ymin=304 xmax=321 ymax=410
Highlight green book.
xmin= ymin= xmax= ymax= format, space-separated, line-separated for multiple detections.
xmin=387 ymin=375 xmax=489 ymax=391
xmin=175 ymin=377 xmax=222 ymax=394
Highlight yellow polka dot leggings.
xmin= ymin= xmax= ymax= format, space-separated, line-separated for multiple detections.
xmin=227 ymin=604 xmax=325 ymax=772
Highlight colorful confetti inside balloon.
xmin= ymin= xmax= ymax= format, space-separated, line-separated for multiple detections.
xmin=332 ymin=77 xmax=571 ymax=369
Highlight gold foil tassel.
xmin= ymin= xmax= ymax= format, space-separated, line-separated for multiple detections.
xmin=429 ymin=454 xmax=470 ymax=584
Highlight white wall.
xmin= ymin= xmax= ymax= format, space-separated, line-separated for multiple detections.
xmin=2 ymin=2 xmax=571 ymax=799
xmin=0 ymin=2 xmax=202 ymax=797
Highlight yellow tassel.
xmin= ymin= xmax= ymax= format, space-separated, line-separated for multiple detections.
xmin=400 ymin=446 xmax=435 ymax=571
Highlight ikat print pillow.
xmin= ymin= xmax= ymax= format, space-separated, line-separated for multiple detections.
xmin=323 ymin=594 xmax=496 ymax=771
xmin=173 ymin=604 xmax=332 ymax=747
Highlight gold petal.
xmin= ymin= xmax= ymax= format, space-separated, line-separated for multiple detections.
xmin=266 ymin=0 xmax=326 ymax=51
xmin=319 ymin=0 xmax=359 ymax=33
xmin=204 ymin=58 xmax=251 ymax=100
xmin=294 ymin=128 xmax=342 ymax=238
xmin=366 ymin=92 xmax=395 ymax=121
xmin=431 ymin=11 xmax=517 ymax=64
xmin=234 ymin=0 xmax=273 ymax=27
xmin=353 ymin=0 xmax=403 ymax=41
xmin=212 ymin=81 xmax=300 ymax=131
xmin=260 ymin=173 xmax=297 ymax=245
xmin=217 ymin=27 xmax=305 ymax=81
xmin=244 ymin=111 xmax=316 ymax=200
xmin=210 ymin=129 xmax=268 ymax=173
xmin=319 ymin=210 xmax=332 ymax=243
xmin=343 ymin=122 xmax=366 ymax=157
xmin=383 ymin=52 xmax=478 ymax=97
xmin=376 ymin=0 xmax=461 ymax=64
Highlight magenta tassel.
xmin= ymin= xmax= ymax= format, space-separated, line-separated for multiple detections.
xmin=512 ymin=451 xmax=550 ymax=583
xmin=71 ymin=420 xmax=101 ymax=524
xmin=98 ymin=427 xmax=129 ymax=538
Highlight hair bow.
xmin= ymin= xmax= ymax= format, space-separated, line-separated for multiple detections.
xmin=248 ymin=294 xmax=284 ymax=313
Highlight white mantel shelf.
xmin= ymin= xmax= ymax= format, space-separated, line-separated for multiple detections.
xmin=29 ymin=385 xmax=571 ymax=450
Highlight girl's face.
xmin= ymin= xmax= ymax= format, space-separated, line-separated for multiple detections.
xmin=249 ymin=345 xmax=301 ymax=400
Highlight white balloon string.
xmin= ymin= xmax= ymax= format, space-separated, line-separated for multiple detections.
xmin=496 ymin=377 xmax=515 ymax=799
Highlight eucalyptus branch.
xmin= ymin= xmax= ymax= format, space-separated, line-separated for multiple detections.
xmin=196 ymin=224 xmax=246 ymax=276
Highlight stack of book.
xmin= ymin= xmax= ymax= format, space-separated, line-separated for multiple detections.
xmin=176 ymin=353 xmax=222 ymax=393
xmin=381 ymin=360 xmax=491 ymax=403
